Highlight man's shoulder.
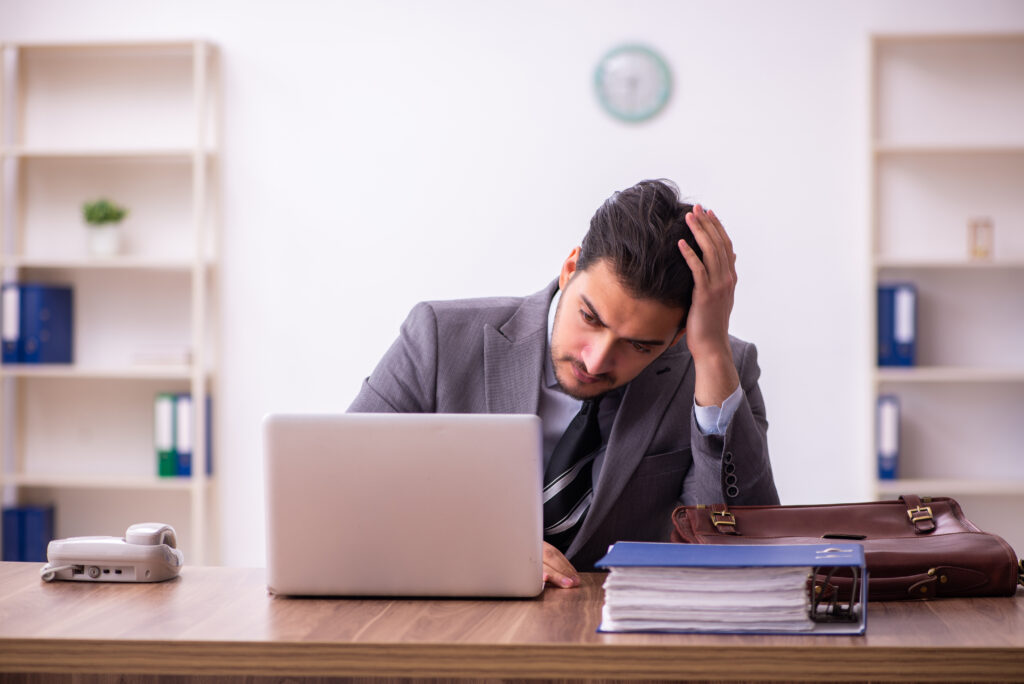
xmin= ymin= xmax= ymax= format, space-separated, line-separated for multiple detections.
xmin=727 ymin=334 xmax=756 ymax=351
xmin=418 ymin=293 xmax=529 ymax=316
xmin=409 ymin=281 xmax=556 ymax=329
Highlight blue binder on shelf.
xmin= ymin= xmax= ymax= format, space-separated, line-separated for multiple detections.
xmin=877 ymin=395 xmax=900 ymax=480
xmin=1 ymin=505 xmax=55 ymax=562
xmin=1 ymin=508 xmax=21 ymax=561
xmin=175 ymin=393 xmax=193 ymax=476
xmin=596 ymin=542 xmax=867 ymax=635
xmin=0 ymin=283 xmax=73 ymax=364
xmin=878 ymin=283 xmax=916 ymax=366
xmin=174 ymin=393 xmax=214 ymax=477
xmin=2 ymin=283 xmax=22 ymax=363
xmin=21 ymin=505 xmax=55 ymax=562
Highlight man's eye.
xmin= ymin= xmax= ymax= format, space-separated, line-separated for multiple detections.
xmin=580 ymin=310 xmax=597 ymax=325
xmin=632 ymin=342 xmax=652 ymax=354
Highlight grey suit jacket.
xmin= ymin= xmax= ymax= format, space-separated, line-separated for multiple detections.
xmin=348 ymin=281 xmax=779 ymax=570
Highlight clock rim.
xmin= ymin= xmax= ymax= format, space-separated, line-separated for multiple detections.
xmin=594 ymin=43 xmax=673 ymax=123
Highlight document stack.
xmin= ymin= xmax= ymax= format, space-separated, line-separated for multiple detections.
xmin=596 ymin=542 xmax=866 ymax=635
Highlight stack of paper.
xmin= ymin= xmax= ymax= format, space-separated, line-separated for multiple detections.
xmin=596 ymin=542 xmax=867 ymax=635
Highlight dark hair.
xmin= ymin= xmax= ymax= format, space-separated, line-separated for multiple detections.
xmin=578 ymin=179 xmax=703 ymax=321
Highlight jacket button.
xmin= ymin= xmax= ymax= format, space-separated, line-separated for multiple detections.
xmin=726 ymin=485 xmax=740 ymax=498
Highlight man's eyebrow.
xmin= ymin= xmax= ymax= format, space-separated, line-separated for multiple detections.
xmin=579 ymin=294 xmax=669 ymax=347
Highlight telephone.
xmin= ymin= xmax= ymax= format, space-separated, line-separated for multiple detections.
xmin=40 ymin=522 xmax=183 ymax=583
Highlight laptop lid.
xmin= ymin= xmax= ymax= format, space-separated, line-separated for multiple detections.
xmin=263 ymin=413 xmax=544 ymax=597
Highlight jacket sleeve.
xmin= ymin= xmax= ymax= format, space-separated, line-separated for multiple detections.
xmin=347 ymin=302 xmax=439 ymax=413
xmin=681 ymin=340 xmax=779 ymax=506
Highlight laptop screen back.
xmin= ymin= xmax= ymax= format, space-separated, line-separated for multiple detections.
xmin=263 ymin=413 xmax=544 ymax=597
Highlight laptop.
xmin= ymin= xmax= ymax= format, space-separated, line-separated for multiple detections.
xmin=263 ymin=412 xmax=544 ymax=597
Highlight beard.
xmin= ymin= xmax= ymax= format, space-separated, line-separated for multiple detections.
xmin=550 ymin=352 xmax=615 ymax=400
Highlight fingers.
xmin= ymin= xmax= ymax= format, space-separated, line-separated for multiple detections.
xmin=542 ymin=542 xmax=580 ymax=589
xmin=685 ymin=204 xmax=736 ymax=282
xmin=704 ymin=207 xmax=733 ymax=252
xmin=707 ymin=208 xmax=737 ymax=280
xmin=677 ymin=236 xmax=707 ymax=285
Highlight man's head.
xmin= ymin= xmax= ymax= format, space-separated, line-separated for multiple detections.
xmin=550 ymin=179 xmax=703 ymax=400
xmin=578 ymin=179 xmax=702 ymax=320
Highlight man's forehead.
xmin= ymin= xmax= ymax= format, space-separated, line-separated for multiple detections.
xmin=568 ymin=263 xmax=684 ymax=342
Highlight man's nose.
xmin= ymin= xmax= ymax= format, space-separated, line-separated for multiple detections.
xmin=582 ymin=336 xmax=615 ymax=375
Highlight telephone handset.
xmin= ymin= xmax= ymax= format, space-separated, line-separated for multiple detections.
xmin=40 ymin=522 xmax=184 ymax=583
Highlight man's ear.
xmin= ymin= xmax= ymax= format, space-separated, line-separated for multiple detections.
xmin=558 ymin=247 xmax=582 ymax=291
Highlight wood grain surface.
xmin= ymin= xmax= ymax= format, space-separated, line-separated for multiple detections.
xmin=1 ymin=562 xmax=1022 ymax=681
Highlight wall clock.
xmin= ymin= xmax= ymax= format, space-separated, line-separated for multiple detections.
xmin=594 ymin=44 xmax=672 ymax=123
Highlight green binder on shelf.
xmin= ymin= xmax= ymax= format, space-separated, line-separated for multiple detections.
xmin=155 ymin=392 xmax=177 ymax=477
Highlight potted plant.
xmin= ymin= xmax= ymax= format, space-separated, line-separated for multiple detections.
xmin=82 ymin=198 xmax=128 ymax=257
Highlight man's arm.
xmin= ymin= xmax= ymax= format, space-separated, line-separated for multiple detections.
xmin=678 ymin=205 xmax=778 ymax=505
xmin=678 ymin=204 xmax=740 ymax=407
xmin=684 ymin=339 xmax=778 ymax=505
xmin=348 ymin=302 xmax=440 ymax=413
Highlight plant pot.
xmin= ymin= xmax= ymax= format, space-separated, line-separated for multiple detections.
xmin=87 ymin=224 xmax=122 ymax=257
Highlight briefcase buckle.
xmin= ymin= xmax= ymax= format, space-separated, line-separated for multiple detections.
xmin=710 ymin=510 xmax=736 ymax=530
xmin=907 ymin=505 xmax=933 ymax=524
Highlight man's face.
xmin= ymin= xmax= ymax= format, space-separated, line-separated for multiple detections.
xmin=550 ymin=250 xmax=686 ymax=400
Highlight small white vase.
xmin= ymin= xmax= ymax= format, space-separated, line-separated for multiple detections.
xmin=87 ymin=224 xmax=122 ymax=257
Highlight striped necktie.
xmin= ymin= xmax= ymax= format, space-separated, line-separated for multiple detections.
xmin=542 ymin=398 xmax=603 ymax=552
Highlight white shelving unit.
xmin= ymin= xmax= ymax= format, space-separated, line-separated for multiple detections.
xmin=869 ymin=34 xmax=1024 ymax=554
xmin=0 ymin=41 xmax=220 ymax=563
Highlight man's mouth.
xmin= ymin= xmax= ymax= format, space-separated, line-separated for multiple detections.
xmin=569 ymin=360 xmax=603 ymax=385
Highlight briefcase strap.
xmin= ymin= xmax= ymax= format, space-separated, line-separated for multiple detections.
xmin=899 ymin=495 xmax=937 ymax=534
xmin=705 ymin=503 xmax=739 ymax=535
xmin=701 ymin=497 xmax=939 ymax=536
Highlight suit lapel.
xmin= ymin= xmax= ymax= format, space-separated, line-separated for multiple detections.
xmin=567 ymin=342 xmax=694 ymax=556
xmin=483 ymin=282 xmax=557 ymax=415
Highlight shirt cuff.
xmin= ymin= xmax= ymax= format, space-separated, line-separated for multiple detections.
xmin=693 ymin=385 xmax=744 ymax=436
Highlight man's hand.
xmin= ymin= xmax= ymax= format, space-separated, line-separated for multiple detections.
xmin=678 ymin=204 xmax=740 ymax=408
xmin=543 ymin=541 xmax=581 ymax=588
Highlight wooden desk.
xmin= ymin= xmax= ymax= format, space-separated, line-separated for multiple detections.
xmin=1 ymin=562 xmax=1022 ymax=682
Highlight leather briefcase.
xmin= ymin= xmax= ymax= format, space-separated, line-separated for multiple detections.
xmin=670 ymin=495 xmax=1023 ymax=601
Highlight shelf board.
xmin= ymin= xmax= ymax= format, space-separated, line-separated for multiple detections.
xmin=4 ymin=40 xmax=208 ymax=53
xmin=1 ymin=147 xmax=211 ymax=160
xmin=0 ymin=365 xmax=201 ymax=381
xmin=873 ymin=143 xmax=1024 ymax=155
xmin=876 ymin=367 xmax=1024 ymax=383
xmin=872 ymin=32 xmax=1024 ymax=43
xmin=0 ymin=255 xmax=206 ymax=271
xmin=874 ymin=258 xmax=1024 ymax=271
xmin=1 ymin=472 xmax=206 ymax=491
xmin=875 ymin=478 xmax=1024 ymax=496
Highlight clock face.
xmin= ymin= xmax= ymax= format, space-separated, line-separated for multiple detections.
xmin=594 ymin=45 xmax=672 ymax=123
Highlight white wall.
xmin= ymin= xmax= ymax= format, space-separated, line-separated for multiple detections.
xmin=3 ymin=0 xmax=1023 ymax=566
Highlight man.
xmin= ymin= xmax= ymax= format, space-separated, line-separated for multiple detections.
xmin=348 ymin=179 xmax=779 ymax=588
